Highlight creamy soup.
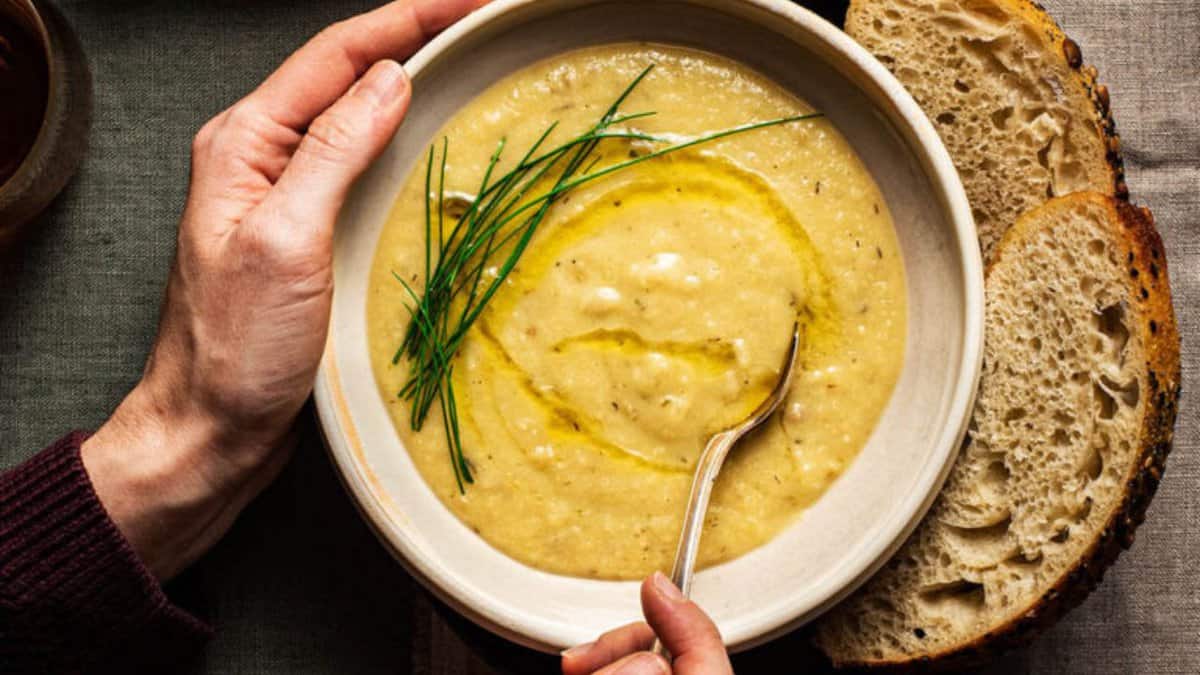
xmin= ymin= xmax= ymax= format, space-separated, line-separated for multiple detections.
xmin=367 ymin=44 xmax=907 ymax=579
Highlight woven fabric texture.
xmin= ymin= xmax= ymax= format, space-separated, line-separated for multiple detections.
xmin=0 ymin=1 xmax=1195 ymax=672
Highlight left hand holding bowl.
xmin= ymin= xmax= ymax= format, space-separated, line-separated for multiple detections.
xmin=81 ymin=0 xmax=487 ymax=581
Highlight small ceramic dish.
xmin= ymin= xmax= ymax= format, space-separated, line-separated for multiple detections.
xmin=315 ymin=0 xmax=983 ymax=653
xmin=0 ymin=0 xmax=91 ymax=241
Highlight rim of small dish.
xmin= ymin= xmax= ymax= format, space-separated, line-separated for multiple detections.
xmin=315 ymin=0 xmax=984 ymax=654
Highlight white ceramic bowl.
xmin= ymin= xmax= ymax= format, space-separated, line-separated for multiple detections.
xmin=315 ymin=0 xmax=983 ymax=653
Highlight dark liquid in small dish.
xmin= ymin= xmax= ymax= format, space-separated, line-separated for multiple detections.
xmin=0 ymin=12 xmax=49 ymax=187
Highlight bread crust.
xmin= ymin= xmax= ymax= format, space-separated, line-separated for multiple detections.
xmin=820 ymin=194 xmax=1181 ymax=671
xmin=820 ymin=1 xmax=1172 ymax=667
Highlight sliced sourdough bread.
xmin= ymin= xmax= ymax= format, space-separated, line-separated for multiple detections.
xmin=845 ymin=0 xmax=1125 ymax=261
xmin=814 ymin=193 xmax=1181 ymax=668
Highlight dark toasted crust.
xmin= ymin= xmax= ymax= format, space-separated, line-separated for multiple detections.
xmin=823 ymin=195 xmax=1181 ymax=672
xmin=1077 ymin=62 xmax=1128 ymax=201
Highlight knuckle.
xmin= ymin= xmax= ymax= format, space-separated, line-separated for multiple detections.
xmin=304 ymin=109 xmax=363 ymax=159
xmin=225 ymin=101 xmax=262 ymax=130
xmin=191 ymin=126 xmax=211 ymax=156
xmin=191 ymin=117 xmax=221 ymax=156
xmin=197 ymin=103 xmax=274 ymax=174
xmin=199 ymin=112 xmax=243 ymax=159
xmin=311 ymin=21 xmax=350 ymax=52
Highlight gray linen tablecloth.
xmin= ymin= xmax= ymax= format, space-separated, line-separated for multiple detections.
xmin=1 ymin=1 xmax=1195 ymax=672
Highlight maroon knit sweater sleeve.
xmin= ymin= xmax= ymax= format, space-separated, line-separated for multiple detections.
xmin=1 ymin=432 xmax=212 ymax=673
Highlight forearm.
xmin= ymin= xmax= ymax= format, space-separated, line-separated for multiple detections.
xmin=0 ymin=432 xmax=212 ymax=672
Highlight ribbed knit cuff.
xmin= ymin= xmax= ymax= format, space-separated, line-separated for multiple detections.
xmin=1 ymin=432 xmax=213 ymax=673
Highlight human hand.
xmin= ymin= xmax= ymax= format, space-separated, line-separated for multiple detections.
xmin=562 ymin=572 xmax=734 ymax=675
xmin=80 ymin=0 xmax=486 ymax=581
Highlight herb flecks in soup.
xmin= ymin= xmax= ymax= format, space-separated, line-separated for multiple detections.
xmin=368 ymin=44 xmax=907 ymax=579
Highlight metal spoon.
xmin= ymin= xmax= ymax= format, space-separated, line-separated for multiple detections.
xmin=651 ymin=322 xmax=802 ymax=659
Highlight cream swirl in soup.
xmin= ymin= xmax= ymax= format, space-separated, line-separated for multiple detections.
xmin=367 ymin=44 xmax=906 ymax=579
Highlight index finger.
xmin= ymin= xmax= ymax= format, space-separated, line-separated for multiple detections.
xmin=246 ymin=0 xmax=484 ymax=130
xmin=561 ymin=622 xmax=656 ymax=675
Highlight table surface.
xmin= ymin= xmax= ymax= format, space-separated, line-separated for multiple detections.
xmin=2 ymin=1 xmax=1196 ymax=672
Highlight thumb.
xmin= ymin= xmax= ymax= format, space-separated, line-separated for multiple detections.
xmin=267 ymin=59 xmax=411 ymax=232
xmin=641 ymin=572 xmax=733 ymax=675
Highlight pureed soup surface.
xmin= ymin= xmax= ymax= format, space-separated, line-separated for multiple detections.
xmin=368 ymin=44 xmax=907 ymax=579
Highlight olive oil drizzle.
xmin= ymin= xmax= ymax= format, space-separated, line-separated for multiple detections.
xmin=391 ymin=64 xmax=824 ymax=492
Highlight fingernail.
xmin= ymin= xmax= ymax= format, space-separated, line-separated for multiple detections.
xmin=356 ymin=60 xmax=407 ymax=106
xmin=612 ymin=652 xmax=670 ymax=675
xmin=560 ymin=641 xmax=594 ymax=659
xmin=651 ymin=571 xmax=685 ymax=602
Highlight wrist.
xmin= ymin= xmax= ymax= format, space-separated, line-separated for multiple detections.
xmin=81 ymin=383 xmax=273 ymax=580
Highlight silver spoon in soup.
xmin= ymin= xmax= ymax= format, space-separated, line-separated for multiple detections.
xmin=651 ymin=322 xmax=803 ymax=659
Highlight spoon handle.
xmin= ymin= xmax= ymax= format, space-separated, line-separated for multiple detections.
xmin=651 ymin=429 xmax=740 ymax=658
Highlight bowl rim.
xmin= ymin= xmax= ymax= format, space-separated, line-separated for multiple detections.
xmin=315 ymin=0 xmax=984 ymax=653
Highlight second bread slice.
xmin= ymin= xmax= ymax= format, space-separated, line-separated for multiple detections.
xmin=814 ymin=193 xmax=1181 ymax=668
